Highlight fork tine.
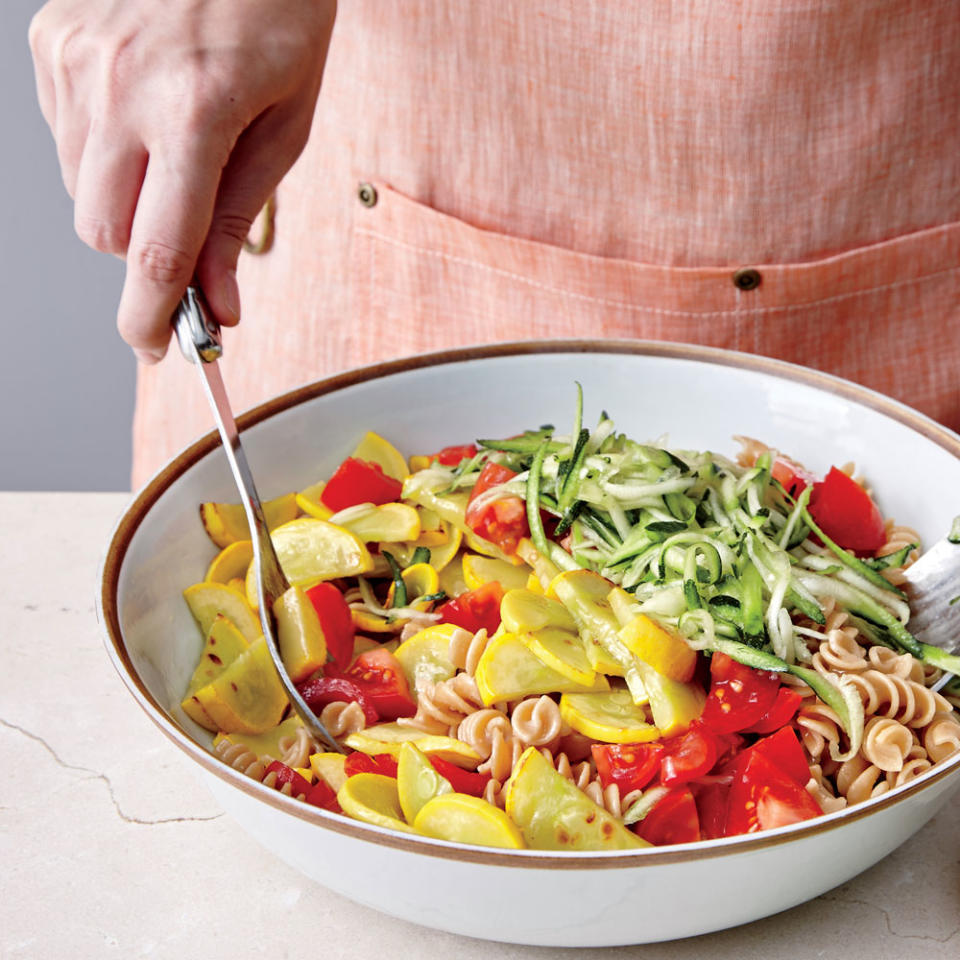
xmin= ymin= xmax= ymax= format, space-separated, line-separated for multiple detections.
xmin=902 ymin=538 xmax=960 ymax=656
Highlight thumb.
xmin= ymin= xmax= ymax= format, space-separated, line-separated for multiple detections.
xmin=195 ymin=101 xmax=315 ymax=326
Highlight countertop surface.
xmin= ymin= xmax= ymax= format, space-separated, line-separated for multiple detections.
xmin=2 ymin=491 xmax=959 ymax=960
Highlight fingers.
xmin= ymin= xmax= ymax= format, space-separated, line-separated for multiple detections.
xmin=73 ymin=125 xmax=147 ymax=255
xmin=194 ymin=100 xmax=314 ymax=327
xmin=116 ymin=148 xmax=225 ymax=363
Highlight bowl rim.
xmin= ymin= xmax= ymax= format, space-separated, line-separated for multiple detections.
xmin=99 ymin=337 xmax=960 ymax=869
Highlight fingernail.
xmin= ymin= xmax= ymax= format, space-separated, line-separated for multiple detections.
xmin=134 ymin=347 xmax=166 ymax=365
xmin=223 ymin=270 xmax=241 ymax=322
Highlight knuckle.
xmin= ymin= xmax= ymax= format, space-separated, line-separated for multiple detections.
xmin=75 ymin=215 xmax=129 ymax=254
xmin=133 ymin=240 xmax=194 ymax=286
xmin=211 ymin=212 xmax=255 ymax=246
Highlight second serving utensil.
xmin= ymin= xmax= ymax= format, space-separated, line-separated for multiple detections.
xmin=173 ymin=285 xmax=342 ymax=752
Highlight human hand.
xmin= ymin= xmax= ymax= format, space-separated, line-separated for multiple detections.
xmin=29 ymin=0 xmax=337 ymax=363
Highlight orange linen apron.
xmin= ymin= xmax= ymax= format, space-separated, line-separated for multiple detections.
xmin=132 ymin=0 xmax=960 ymax=488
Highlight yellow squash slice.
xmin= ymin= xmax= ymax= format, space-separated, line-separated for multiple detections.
xmin=559 ymin=689 xmax=659 ymax=743
xmin=393 ymin=624 xmax=458 ymax=697
xmin=345 ymin=724 xmax=481 ymax=768
xmin=310 ymin=752 xmax=349 ymax=793
xmin=462 ymin=553 xmax=531 ymax=592
xmin=521 ymin=626 xmax=596 ymax=686
xmin=505 ymin=747 xmax=648 ymax=851
xmin=339 ymin=503 xmax=421 ymax=544
xmin=500 ymin=588 xmax=578 ymax=634
xmin=474 ymin=631 xmax=609 ymax=706
xmin=204 ymin=540 xmax=254 ymax=584
xmin=189 ymin=637 xmax=288 ymax=734
xmin=351 ymin=431 xmax=410 ymax=481
xmin=272 ymin=585 xmax=327 ymax=683
xmin=182 ymin=613 xmax=249 ymax=705
xmin=619 ymin=613 xmax=698 ymax=683
xmin=295 ymin=481 xmax=334 ymax=520
xmin=199 ymin=492 xmax=298 ymax=548
xmin=397 ymin=742 xmax=453 ymax=823
xmin=337 ymin=773 xmax=416 ymax=833
xmin=414 ymin=793 xmax=525 ymax=849
xmin=269 ymin=517 xmax=373 ymax=585
xmin=183 ymin=582 xmax=262 ymax=642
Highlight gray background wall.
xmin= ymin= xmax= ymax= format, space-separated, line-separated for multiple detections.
xmin=1 ymin=1 xmax=136 ymax=492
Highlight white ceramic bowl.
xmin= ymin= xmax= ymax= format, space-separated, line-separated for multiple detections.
xmin=100 ymin=341 xmax=960 ymax=946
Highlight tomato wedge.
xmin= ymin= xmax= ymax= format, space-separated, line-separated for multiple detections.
xmin=725 ymin=751 xmax=822 ymax=836
xmin=431 ymin=444 xmax=479 ymax=466
xmin=659 ymin=722 xmax=721 ymax=788
xmin=808 ymin=466 xmax=886 ymax=555
xmin=305 ymin=777 xmax=342 ymax=813
xmin=748 ymin=727 xmax=811 ymax=786
xmin=344 ymin=752 xmax=399 ymax=778
xmin=320 ymin=457 xmax=403 ymax=512
xmin=771 ymin=456 xmax=815 ymax=499
xmin=438 ymin=581 xmax=505 ymax=636
xmin=263 ymin=761 xmax=313 ymax=797
xmin=344 ymin=648 xmax=417 ymax=720
xmin=429 ymin=756 xmax=492 ymax=797
xmin=592 ymin=742 xmax=665 ymax=795
xmin=305 ymin=581 xmax=355 ymax=670
xmin=741 ymin=686 xmax=803 ymax=735
xmin=700 ymin=653 xmax=781 ymax=734
xmin=636 ymin=788 xmax=701 ymax=846
xmin=464 ymin=462 xmax=530 ymax=555
xmin=296 ymin=675 xmax=379 ymax=726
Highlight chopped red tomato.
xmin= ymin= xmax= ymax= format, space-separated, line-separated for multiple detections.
xmin=659 ymin=722 xmax=725 ymax=788
xmin=808 ymin=466 xmax=886 ymax=555
xmin=305 ymin=581 xmax=355 ymax=670
xmin=304 ymin=778 xmax=342 ymax=813
xmin=344 ymin=752 xmax=399 ymax=778
xmin=263 ymin=761 xmax=313 ymax=797
xmin=592 ymin=742 xmax=665 ymax=795
xmin=345 ymin=648 xmax=417 ymax=720
xmin=431 ymin=444 xmax=479 ymax=466
xmin=700 ymin=653 xmax=781 ymax=734
xmin=296 ymin=675 xmax=379 ymax=726
xmin=636 ymin=788 xmax=701 ymax=846
xmin=464 ymin=462 xmax=529 ymax=555
xmin=320 ymin=457 xmax=403 ymax=512
xmin=438 ymin=581 xmax=504 ymax=636
xmin=725 ymin=751 xmax=822 ymax=836
xmin=742 ymin=686 xmax=804 ymax=735
xmin=694 ymin=781 xmax=731 ymax=841
xmin=748 ymin=727 xmax=811 ymax=786
xmin=771 ymin=456 xmax=815 ymax=499
xmin=429 ymin=756 xmax=492 ymax=797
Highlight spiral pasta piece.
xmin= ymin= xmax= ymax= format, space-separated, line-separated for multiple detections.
xmin=458 ymin=709 xmax=517 ymax=782
xmin=403 ymin=671 xmax=484 ymax=733
xmin=511 ymin=696 xmax=564 ymax=748
xmin=278 ymin=725 xmax=317 ymax=769
xmin=923 ymin=712 xmax=960 ymax=763
xmin=794 ymin=701 xmax=843 ymax=762
xmin=846 ymin=670 xmax=951 ymax=728
xmin=865 ymin=645 xmax=917 ymax=680
xmin=448 ymin=627 xmax=491 ymax=676
xmin=319 ymin=700 xmax=368 ymax=738
xmin=813 ymin=630 xmax=867 ymax=676
xmin=835 ymin=755 xmax=888 ymax=805
xmin=860 ymin=716 xmax=913 ymax=773
xmin=213 ymin=737 xmax=271 ymax=781
xmin=805 ymin=764 xmax=847 ymax=814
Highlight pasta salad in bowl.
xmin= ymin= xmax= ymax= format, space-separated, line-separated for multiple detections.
xmin=100 ymin=342 xmax=960 ymax=946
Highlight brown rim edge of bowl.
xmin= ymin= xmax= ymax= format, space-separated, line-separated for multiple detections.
xmin=100 ymin=338 xmax=960 ymax=870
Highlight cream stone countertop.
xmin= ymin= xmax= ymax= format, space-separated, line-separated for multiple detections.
xmin=2 ymin=491 xmax=959 ymax=960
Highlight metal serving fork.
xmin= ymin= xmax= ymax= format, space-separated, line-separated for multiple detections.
xmin=174 ymin=285 xmax=343 ymax=753
xmin=900 ymin=535 xmax=960 ymax=660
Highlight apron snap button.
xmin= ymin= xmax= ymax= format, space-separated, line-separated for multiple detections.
xmin=732 ymin=267 xmax=761 ymax=291
xmin=357 ymin=182 xmax=378 ymax=208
